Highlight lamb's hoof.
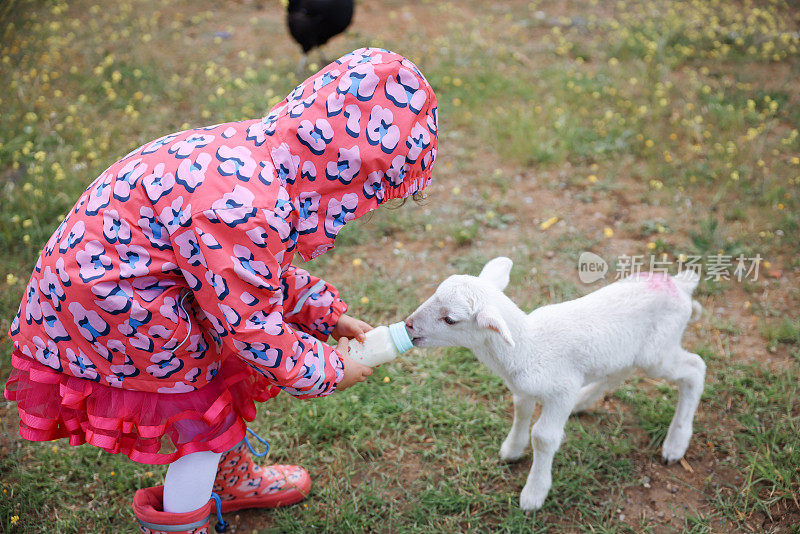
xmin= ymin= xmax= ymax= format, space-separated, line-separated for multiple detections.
xmin=499 ymin=449 xmax=526 ymax=463
xmin=661 ymin=432 xmax=690 ymax=464
xmin=499 ymin=443 xmax=527 ymax=463
xmin=661 ymin=447 xmax=686 ymax=464
xmin=519 ymin=491 xmax=546 ymax=513
xmin=662 ymin=451 xmax=686 ymax=465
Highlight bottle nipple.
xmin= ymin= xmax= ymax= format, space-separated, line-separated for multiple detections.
xmin=388 ymin=322 xmax=414 ymax=353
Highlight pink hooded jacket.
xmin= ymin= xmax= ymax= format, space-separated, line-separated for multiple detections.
xmin=8 ymin=48 xmax=438 ymax=400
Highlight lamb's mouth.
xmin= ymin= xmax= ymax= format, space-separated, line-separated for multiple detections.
xmin=411 ymin=336 xmax=424 ymax=346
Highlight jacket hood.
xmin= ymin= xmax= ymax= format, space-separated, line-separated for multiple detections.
xmin=260 ymin=48 xmax=439 ymax=261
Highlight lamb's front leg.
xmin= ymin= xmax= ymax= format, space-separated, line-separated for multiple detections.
xmin=519 ymin=395 xmax=575 ymax=512
xmin=500 ymin=393 xmax=537 ymax=462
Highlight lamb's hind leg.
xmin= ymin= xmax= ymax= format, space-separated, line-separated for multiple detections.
xmin=572 ymin=370 xmax=633 ymax=414
xmin=500 ymin=394 xmax=537 ymax=462
xmin=645 ymin=349 xmax=706 ymax=463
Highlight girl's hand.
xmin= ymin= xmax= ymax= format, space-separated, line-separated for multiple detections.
xmin=331 ymin=314 xmax=373 ymax=342
xmin=335 ymin=337 xmax=373 ymax=391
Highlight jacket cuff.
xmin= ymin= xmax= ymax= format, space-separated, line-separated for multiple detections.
xmin=329 ymin=346 xmax=345 ymax=391
xmin=326 ymin=298 xmax=349 ymax=335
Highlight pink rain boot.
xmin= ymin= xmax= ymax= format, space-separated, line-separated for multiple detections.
xmin=213 ymin=430 xmax=311 ymax=513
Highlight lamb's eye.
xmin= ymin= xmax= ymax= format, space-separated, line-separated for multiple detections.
xmin=443 ymin=316 xmax=457 ymax=325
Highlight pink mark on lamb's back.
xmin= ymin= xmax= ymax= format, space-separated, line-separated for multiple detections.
xmin=645 ymin=272 xmax=680 ymax=298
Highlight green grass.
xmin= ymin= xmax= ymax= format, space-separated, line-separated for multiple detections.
xmin=761 ymin=318 xmax=800 ymax=352
xmin=2 ymin=0 xmax=800 ymax=532
xmin=705 ymin=364 xmax=800 ymax=526
xmin=3 ymin=348 xmax=798 ymax=532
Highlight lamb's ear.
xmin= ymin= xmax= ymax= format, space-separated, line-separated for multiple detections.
xmin=476 ymin=305 xmax=515 ymax=347
xmin=478 ymin=257 xmax=513 ymax=291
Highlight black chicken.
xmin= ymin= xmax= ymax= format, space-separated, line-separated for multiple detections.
xmin=287 ymin=0 xmax=354 ymax=72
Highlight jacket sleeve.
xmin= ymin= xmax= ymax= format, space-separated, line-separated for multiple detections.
xmin=280 ymin=265 xmax=348 ymax=342
xmin=170 ymin=206 xmax=344 ymax=398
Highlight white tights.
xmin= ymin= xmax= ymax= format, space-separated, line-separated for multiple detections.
xmin=163 ymin=450 xmax=222 ymax=513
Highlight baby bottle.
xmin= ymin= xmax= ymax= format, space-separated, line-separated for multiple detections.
xmin=345 ymin=322 xmax=414 ymax=366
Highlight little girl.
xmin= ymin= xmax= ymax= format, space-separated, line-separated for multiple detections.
xmin=4 ymin=47 xmax=438 ymax=533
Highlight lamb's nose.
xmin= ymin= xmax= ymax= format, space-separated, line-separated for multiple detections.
xmin=405 ymin=317 xmax=414 ymax=331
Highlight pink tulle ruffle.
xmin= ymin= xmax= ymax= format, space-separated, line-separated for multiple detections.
xmin=3 ymin=349 xmax=279 ymax=465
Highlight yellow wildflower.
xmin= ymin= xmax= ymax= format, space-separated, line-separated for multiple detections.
xmin=540 ymin=217 xmax=558 ymax=230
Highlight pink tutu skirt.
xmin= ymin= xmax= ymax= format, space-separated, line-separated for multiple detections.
xmin=4 ymin=349 xmax=280 ymax=464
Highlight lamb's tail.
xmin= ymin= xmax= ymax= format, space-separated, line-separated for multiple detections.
xmin=672 ymin=270 xmax=702 ymax=321
xmin=690 ymin=300 xmax=703 ymax=322
xmin=672 ymin=270 xmax=700 ymax=296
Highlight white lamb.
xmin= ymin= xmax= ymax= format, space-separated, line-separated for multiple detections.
xmin=405 ymin=257 xmax=705 ymax=512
